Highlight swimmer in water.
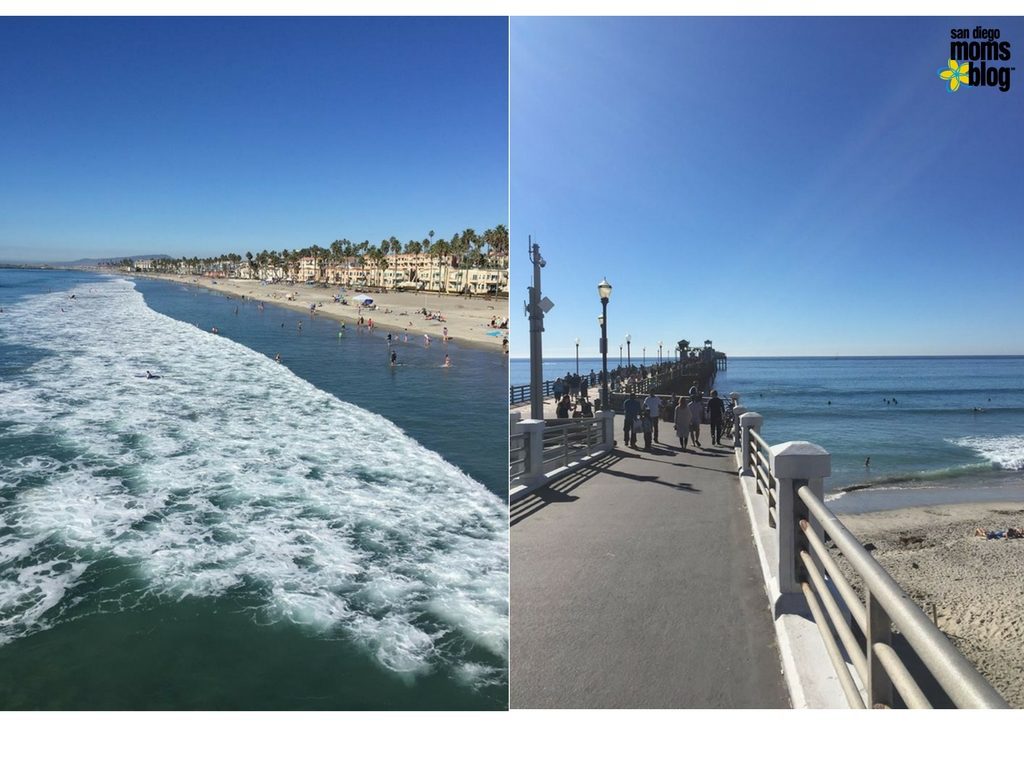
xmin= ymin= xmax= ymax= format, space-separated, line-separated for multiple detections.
xmin=146 ymin=370 xmax=156 ymax=379
xmin=443 ymin=354 xmax=451 ymax=368
xmin=387 ymin=332 xmax=393 ymax=344
xmin=424 ymin=333 xmax=430 ymax=346
xmin=390 ymin=350 xmax=397 ymax=366
xmin=274 ymin=353 xmax=281 ymax=363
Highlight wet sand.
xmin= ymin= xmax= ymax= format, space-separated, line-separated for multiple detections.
xmin=133 ymin=273 xmax=508 ymax=352
xmin=839 ymin=501 xmax=1024 ymax=707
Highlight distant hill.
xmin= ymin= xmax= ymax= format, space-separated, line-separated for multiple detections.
xmin=0 ymin=255 xmax=170 ymax=269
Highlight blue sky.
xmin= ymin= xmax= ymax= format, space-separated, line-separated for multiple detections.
xmin=0 ymin=17 xmax=508 ymax=262
xmin=510 ymin=17 xmax=1024 ymax=357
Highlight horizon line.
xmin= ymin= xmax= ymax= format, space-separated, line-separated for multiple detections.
xmin=510 ymin=354 xmax=1024 ymax=360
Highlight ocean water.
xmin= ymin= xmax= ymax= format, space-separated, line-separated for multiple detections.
xmin=514 ymin=356 xmax=1024 ymax=507
xmin=0 ymin=269 xmax=508 ymax=709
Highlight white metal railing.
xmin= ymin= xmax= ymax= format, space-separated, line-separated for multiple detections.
xmin=749 ymin=427 xmax=777 ymax=527
xmin=510 ymin=432 xmax=529 ymax=480
xmin=739 ymin=415 xmax=1007 ymax=709
xmin=510 ymin=412 xmax=614 ymax=491
xmin=540 ymin=418 xmax=605 ymax=471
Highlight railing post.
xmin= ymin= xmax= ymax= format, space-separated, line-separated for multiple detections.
xmin=595 ymin=409 xmax=614 ymax=452
xmin=769 ymin=441 xmax=831 ymax=594
xmin=518 ymin=419 xmax=546 ymax=486
xmin=732 ymin=405 xmax=747 ymax=449
xmin=867 ymin=592 xmax=895 ymax=708
xmin=739 ymin=411 xmax=763 ymax=476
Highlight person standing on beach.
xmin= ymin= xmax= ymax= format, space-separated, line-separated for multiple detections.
xmin=643 ymin=392 xmax=663 ymax=442
xmin=706 ymin=389 xmax=725 ymax=446
xmin=674 ymin=395 xmax=692 ymax=451
xmin=623 ymin=391 xmax=641 ymax=448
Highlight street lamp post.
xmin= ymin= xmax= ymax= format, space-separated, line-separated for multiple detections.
xmin=626 ymin=334 xmax=632 ymax=368
xmin=619 ymin=344 xmax=622 ymax=368
xmin=659 ymin=340 xmax=663 ymax=365
xmin=597 ymin=279 xmax=612 ymax=410
xmin=575 ymin=337 xmax=580 ymax=376
xmin=643 ymin=346 xmax=646 ymax=366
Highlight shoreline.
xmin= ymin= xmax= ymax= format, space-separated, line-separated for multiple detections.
xmin=838 ymin=500 xmax=1024 ymax=707
xmin=123 ymin=272 xmax=509 ymax=354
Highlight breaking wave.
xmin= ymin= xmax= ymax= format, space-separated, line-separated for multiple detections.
xmin=0 ymin=278 xmax=508 ymax=684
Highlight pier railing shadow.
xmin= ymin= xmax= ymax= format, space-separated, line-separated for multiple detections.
xmin=511 ymin=450 xmax=624 ymax=526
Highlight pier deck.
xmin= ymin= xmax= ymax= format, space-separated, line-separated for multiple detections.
xmin=510 ymin=412 xmax=790 ymax=708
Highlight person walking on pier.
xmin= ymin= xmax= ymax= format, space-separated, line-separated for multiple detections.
xmin=643 ymin=392 xmax=663 ymax=442
xmin=706 ymin=389 xmax=725 ymax=446
xmin=673 ymin=395 xmax=692 ymax=451
xmin=686 ymin=390 xmax=704 ymax=448
xmin=639 ymin=407 xmax=654 ymax=450
xmin=623 ymin=391 xmax=641 ymax=448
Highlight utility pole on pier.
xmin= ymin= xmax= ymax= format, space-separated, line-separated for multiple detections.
xmin=527 ymin=237 xmax=552 ymax=420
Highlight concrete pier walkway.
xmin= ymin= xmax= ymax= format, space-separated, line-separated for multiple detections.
xmin=511 ymin=414 xmax=790 ymax=708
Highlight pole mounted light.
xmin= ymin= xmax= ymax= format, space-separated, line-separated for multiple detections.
xmin=575 ymin=337 xmax=580 ymax=376
xmin=597 ymin=278 xmax=612 ymax=410
xmin=625 ymin=333 xmax=631 ymax=368
xmin=528 ymin=237 xmax=551 ymax=420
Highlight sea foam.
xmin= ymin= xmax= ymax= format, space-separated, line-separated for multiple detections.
xmin=0 ymin=278 xmax=508 ymax=682
xmin=948 ymin=435 xmax=1024 ymax=472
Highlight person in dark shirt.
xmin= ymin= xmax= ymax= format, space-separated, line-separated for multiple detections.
xmin=707 ymin=389 xmax=725 ymax=446
xmin=623 ymin=391 xmax=642 ymax=448
xmin=556 ymin=394 xmax=572 ymax=419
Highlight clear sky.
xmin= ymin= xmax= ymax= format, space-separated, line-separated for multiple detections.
xmin=0 ymin=17 xmax=508 ymax=262
xmin=510 ymin=17 xmax=1024 ymax=358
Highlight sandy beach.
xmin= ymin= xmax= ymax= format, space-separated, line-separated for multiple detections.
xmin=131 ymin=273 xmax=509 ymax=352
xmin=839 ymin=501 xmax=1024 ymax=707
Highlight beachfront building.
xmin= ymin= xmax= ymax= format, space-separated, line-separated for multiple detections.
xmin=123 ymin=224 xmax=510 ymax=296
xmin=299 ymin=252 xmax=508 ymax=296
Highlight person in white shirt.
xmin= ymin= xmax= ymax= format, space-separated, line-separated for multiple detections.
xmin=643 ymin=393 xmax=663 ymax=442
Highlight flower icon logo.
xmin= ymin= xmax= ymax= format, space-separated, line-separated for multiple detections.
xmin=938 ymin=59 xmax=971 ymax=92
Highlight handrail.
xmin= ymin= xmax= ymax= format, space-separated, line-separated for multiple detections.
xmin=796 ymin=484 xmax=1008 ymax=709
xmin=511 ymin=417 xmax=607 ymax=485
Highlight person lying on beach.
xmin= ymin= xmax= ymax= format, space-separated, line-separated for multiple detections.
xmin=973 ymin=527 xmax=1024 ymax=539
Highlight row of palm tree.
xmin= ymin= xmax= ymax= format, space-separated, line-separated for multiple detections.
xmin=110 ymin=226 xmax=509 ymax=286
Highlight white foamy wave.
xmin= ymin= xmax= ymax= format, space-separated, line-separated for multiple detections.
xmin=0 ymin=278 xmax=508 ymax=681
xmin=948 ymin=435 xmax=1024 ymax=472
